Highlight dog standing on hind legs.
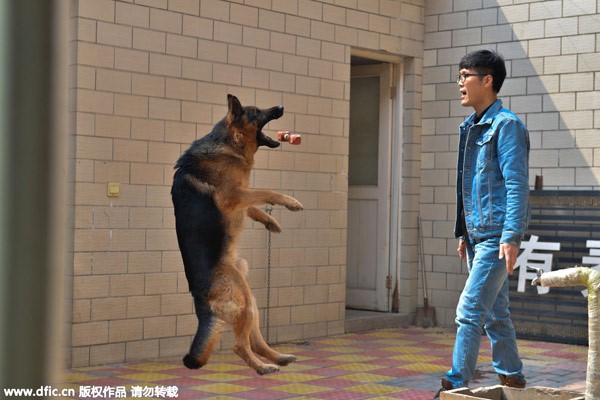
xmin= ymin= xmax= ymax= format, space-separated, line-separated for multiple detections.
xmin=171 ymin=94 xmax=302 ymax=375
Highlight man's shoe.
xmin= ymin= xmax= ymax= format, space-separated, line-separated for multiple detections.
xmin=498 ymin=374 xmax=526 ymax=388
xmin=433 ymin=377 xmax=454 ymax=399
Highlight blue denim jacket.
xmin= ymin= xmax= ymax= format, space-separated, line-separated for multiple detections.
xmin=454 ymin=99 xmax=530 ymax=244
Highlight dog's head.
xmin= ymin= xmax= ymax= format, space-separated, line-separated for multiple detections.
xmin=226 ymin=94 xmax=282 ymax=149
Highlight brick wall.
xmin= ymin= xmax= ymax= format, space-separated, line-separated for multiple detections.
xmin=422 ymin=0 xmax=600 ymax=325
xmin=69 ymin=0 xmax=424 ymax=367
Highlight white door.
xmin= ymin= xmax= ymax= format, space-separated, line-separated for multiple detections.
xmin=346 ymin=63 xmax=392 ymax=311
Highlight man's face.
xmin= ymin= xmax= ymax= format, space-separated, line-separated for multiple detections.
xmin=457 ymin=69 xmax=490 ymax=110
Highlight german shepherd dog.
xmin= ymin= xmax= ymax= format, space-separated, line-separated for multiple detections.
xmin=171 ymin=94 xmax=302 ymax=375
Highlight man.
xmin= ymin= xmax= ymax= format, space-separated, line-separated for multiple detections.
xmin=434 ymin=50 xmax=530 ymax=398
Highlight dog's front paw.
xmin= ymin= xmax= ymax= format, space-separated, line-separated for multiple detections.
xmin=265 ymin=220 xmax=282 ymax=233
xmin=283 ymin=196 xmax=303 ymax=211
xmin=264 ymin=215 xmax=282 ymax=233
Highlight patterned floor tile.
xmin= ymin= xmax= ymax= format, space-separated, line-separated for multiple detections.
xmin=118 ymin=372 xmax=180 ymax=381
xmin=62 ymin=327 xmax=588 ymax=399
xmin=190 ymin=382 xmax=253 ymax=394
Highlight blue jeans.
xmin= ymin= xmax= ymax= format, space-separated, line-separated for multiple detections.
xmin=446 ymin=237 xmax=524 ymax=388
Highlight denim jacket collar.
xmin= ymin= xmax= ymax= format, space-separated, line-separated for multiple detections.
xmin=460 ymin=99 xmax=503 ymax=130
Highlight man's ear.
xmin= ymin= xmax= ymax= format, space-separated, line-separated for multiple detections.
xmin=227 ymin=94 xmax=243 ymax=122
xmin=484 ymin=74 xmax=493 ymax=88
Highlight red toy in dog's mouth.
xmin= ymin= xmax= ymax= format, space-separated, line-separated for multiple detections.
xmin=277 ymin=131 xmax=301 ymax=145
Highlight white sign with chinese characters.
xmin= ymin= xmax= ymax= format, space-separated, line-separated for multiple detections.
xmin=513 ymin=236 xmax=599 ymax=297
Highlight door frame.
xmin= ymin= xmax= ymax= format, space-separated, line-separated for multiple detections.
xmin=388 ymin=60 xmax=404 ymax=312
xmin=346 ymin=50 xmax=404 ymax=312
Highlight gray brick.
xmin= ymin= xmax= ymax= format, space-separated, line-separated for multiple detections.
xmin=501 ymin=77 xmax=528 ymax=96
xmin=468 ymin=8 xmax=497 ymax=28
xmin=437 ymin=48 xmax=465 ymax=67
xmin=575 ymin=130 xmax=598 ymax=148
xmin=511 ymin=21 xmax=545 ymax=40
xmin=433 ymin=186 xmax=455 ymax=205
xmin=446 ymin=270 xmax=468 ymax=292
xmin=527 ymin=75 xmax=559 ymax=94
xmin=527 ymin=112 xmax=559 ymax=131
xmin=421 ymin=169 xmax=450 ymax=186
xmin=543 ymin=93 xmax=575 ymax=112
xmin=454 ymin=0 xmax=485 ymax=12
xmin=530 ymin=1 xmax=562 ymax=20
xmin=426 ymin=0 xmax=453 ymax=15
xmin=511 ymin=95 xmax=542 ymax=113
xmin=576 ymin=167 xmax=600 ymax=186
xmin=497 ymin=41 xmax=528 ymax=59
xmin=540 ymin=167 xmax=575 ymax=186
xmin=562 ymin=35 xmax=596 ymax=55
xmin=529 ymin=131 xmax=542 ymax=150
xmin=425 ymin=15 xmax=439 ymax=33
xmin=437 ymin=82 xmax=461 ymax=101
xmin=423 ymin=65 xmax=452 ymax=83
xmin=545 ymin=17 xmax=578 ymax=37
xmin=559 ymin=148 xmax=593 ymax=167
xmin=452 ymin=27 xmax=482 ymax=46
xmin=422 ymin=100 xmax=450 ymax=118
xmin=439 ymin=12 xmax=467 ymax=31
xmin=512 ymin=58 xmax=542 ymax=77
xmin=530 ymin=149 xmax=559 ymax=167
xmin=576 ymin=91 xmax=600 ymax=111
xmin=498 ymin=4 xmax=529 ymax=24
xmin=577 ymin=53 xmax=600 ymax=73
xmin=560 ymin=72 xmax=594 ymax=92
xmin=422 ymin=84 xmax=436 ymax=101
xmin=579 ymin=15 xmax=600 ymax=34
xmin=450 ymin=101 xmax=473 ymax=118
xmin=563 ymin=0 xmax=596 ymax=17
xmin=560 ymin=111 xmax=594 ymax=130
xmin=423 ymin=50 xmax=437 ymax=67
xmin=484 ymin=0 xmax=512 ymax=6
xmin=482 ymin=24 xmax=512 ymax=44
xmin=544 ymin=55 xmax=577 ymax=75
xmin=529 ymin=38 xmax=561 ymax=57
xmin=425 ymin=31 xmax=452 ymax=49
xmin=434 ymin=152 xmax=457 ymax=170
xmin=541 ymin=130 xmax=575 ymax=149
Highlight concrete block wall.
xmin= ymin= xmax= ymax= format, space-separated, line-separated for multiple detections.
xmin=69 ymin=0 xmax=424 ymax=367
xmin=422 ymin=0 xmax=600 ymax=325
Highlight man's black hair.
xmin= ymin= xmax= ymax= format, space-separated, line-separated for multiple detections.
xmin=459 ymin=50 xmax=506 ymax=93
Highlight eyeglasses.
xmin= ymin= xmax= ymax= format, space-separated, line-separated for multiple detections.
xmin=456 ymin=73 xmax=488 ymax=84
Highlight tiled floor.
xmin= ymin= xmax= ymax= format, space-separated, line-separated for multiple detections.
xmin=62 ymin=327 xmax=588 ymax=399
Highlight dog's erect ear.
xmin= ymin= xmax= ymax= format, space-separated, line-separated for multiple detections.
xmin=227 ymin=94 xmax=244 ymax=123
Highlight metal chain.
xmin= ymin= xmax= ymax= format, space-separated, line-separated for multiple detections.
xmin=265 ymin=205 xmax=272 ymax=344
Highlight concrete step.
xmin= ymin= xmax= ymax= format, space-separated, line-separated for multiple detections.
xmin=344 ymin=309 xmax=414 ymax=333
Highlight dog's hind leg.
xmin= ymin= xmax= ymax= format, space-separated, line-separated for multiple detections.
xmin=183 ymin=296 xmax=219 ymax=369
xmin=209 ymin=266 xmax=279 ymax=375
xmin=231 ymin=295 xmax=280 ymax=375
xmin=230 ymin=259 xmax=294 ymax=366
xmin=232 ymin=281 xmax=279 ymax=375
xmin=249 ymin=298 xmax=296 ymax=366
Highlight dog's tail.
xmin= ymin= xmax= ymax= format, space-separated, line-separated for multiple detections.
xmin=184 ymin=295 xmax=218 ymax=369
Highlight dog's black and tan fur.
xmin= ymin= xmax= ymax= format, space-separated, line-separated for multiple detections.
xmin=171 ymin=94 xmax=302 ymax=375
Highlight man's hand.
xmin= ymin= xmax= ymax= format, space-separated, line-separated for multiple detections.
xmin=499 ymin=243 xmax=519 ymax=274
xmin=457 ymin=238 xmax=466 ymax=261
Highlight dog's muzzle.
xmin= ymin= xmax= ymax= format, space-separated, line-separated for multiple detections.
xmin=257 ymin=106 xmax=284 ymax=148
